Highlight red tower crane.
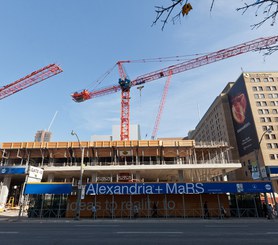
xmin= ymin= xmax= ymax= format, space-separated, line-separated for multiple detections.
xmin=71 ymin=35 xmax=278 ymax=141
xmin=0 ymin=64 xmax=63 ymax=100
xmin=151 ymin=70 xmax=173 ymax=140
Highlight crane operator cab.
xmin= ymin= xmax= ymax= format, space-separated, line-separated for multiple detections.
xmin=71 ymin=89 xmax=91 ymax=102
xmin=119 ymin=78 xmax=131 ymax=92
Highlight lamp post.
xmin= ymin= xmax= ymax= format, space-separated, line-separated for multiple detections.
xmin=71 ymin=130 xmax=85 ymax=220
xmin=254 ymin=128 xmax=272 ymax=180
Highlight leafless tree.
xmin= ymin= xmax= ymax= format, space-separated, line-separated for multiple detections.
xmin=237 ymin=0 xmax=278 ymax=28
xmin=152 ymin=1 xmax=278 ymax=54
xmin=153 ymin=0 xmax=278 ymax=30
xmin=152 ymin=0 xmax=214 ymax=30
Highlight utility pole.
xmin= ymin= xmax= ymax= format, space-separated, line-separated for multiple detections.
xmin=71 ymin=130 xmax=85 ymax=220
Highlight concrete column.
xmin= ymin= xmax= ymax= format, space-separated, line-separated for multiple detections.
xmin=222 ymin=170 xmax=228 ymax=181
xmin=135 ymin=171 xmax=140 ymax=181
xmin=47 ymin=174 xmax=54 ymax=182
xmin=0 ymin=176 xmax=11 ymax=211
xmin=91 ymin=172 xmax=97 ymax=182
xmin=178 ymin=170 xmax=184 ymax=182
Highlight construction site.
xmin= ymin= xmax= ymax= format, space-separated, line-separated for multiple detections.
xmin=1 ymin=35 xmax=278 ymax=218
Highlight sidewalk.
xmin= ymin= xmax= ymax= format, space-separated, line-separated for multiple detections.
xmin=1 ymin=210 xmax=278 ymax=223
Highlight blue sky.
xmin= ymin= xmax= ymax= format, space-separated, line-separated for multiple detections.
xmin=0 ymin=1 xmax=278 ymax=142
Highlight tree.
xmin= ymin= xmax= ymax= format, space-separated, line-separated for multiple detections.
xmin=152 ymin=0 xmax=278 ymax=54
xmin=153 ymin=1 xmax=278 ymax=31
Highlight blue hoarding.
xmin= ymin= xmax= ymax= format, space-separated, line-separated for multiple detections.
xmin=0 ymin=166 xmax=26 ymax=175
xmin=24 ymin=183 xmax=72 ymax=194
xmin=85 ymin=182 xmax=273 ymax=195
xmin=24 ymin=182 xmax=273 ymax=195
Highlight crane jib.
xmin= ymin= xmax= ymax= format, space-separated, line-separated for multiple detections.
xmin=132 ymin=35 xmax=278 ymax=87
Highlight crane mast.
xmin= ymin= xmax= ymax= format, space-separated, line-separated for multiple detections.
xmin=0 ymin=64 xmax=63 ymax=100
xmin=71 ymin=35 xmax=278 ymax=141
xmin=151 ymin=70 xmax=173 ymax=140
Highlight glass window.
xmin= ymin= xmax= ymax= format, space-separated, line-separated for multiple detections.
xmin=260 ymin=117 xmax=266 ymax=122
xmin=268 ymin=94 xmax=273 ymax=99
xmin=264 ymin=78 xmax=268 ymax=82
xmin=262 ymin=101 xmax=267 ymax=106
xmin=259 ymin=94 xmax=265 ymax=99
xmin=272 ymin=86 xmax=277 ymax=91
xmin=258 ymin=109 xmax=263 ymax=114
xmin=252 ymin=86 xmax=258 ymax=91
xmin=267 ymin=143 xmax=272 ymax=149
xmin=266 ymin=86 xmax=271 ymax=91
xmin=269 ymin=77 xmax=274 ymax=82
xmin=256 ymin=102 xmax=261 ymax=106
xmin=256 ymin=78 xmax=261 ymax=83
xmin=272 ymin=109 xmax=278 ymax=114
xmin=265 ymin=134 xmax=270 ymax=140
xmin=270 ymin=154 xmax=275 ymax=160
xmin=254 ymin=94 xmax=259 ymax=99
xmin=258 ymin=86 xmax=263 ymax=91
xmin=270 ymin=101 xmax=275 ymax=106
xmin=271 ymin=134 xmax=277 ymax=139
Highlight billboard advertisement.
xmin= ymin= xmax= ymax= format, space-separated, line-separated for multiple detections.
xmin=228 ymin=75 xmax=259 ymax=156
xmin=24 ymin=181 xmax=273 ymax=195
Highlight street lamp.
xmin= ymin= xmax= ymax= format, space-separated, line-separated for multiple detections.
xmin=71 ymin=130 xmax=85 ymax=220
xmin=254 ymin=128 xmax=272 ymax=180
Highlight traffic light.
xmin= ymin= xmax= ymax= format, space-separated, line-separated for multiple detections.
xmin=182 ymin=3 xmax=193 ymax=16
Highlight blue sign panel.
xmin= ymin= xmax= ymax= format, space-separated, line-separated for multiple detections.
xmin=0 ymin=166 xmax=26 ymax=175
xmin=85 ymin=182 xmax=273 ymax=195
xmin=24 ymin=183 xmax=72 ymax=194
xmin=267 ymin=166 xmax=278 ymax=174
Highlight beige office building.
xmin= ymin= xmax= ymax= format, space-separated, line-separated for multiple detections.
xmin=189 ymin=72 xmax=278 ymax=192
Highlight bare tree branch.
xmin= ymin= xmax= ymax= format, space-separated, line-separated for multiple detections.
xmin=236 ymin=0 xmax=278 ymax=28
xmin=152 ymin=0 xmax=185 ymax=31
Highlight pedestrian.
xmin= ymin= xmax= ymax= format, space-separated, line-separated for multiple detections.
xmin=204 ymin=201 xmax=210 ymax=219
xmin=262 ymin=202 xmax=267 ymax=218
xmin=152 ymin=203 xmax=158 ymax=218
xmin=133 ymin=205 xmax=139 ymax=219
xmin=91 ymin=204 xmax=97 ymax=219
xmin=221 ymin=206 xmax=226 ymax=218
xmin=267 ymin=204 xmax=273 ymax=220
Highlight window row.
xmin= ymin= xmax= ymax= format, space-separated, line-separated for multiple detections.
xmin=256 ymin=101 xmax=278 ymax=107
xmin=250 ymin=77 xmax=275 ymax=83
xmin=267 ymin=143 xmax=278 ymax=149
xmin=254 ymin=93 xmax=278 ymax=99
xmin=252 ymin=86 xmax=277 ymax=91
xmin=258 ymin=109 xmax=278 ymax=114
xmin=269 ymin=154 xmax=278 ymax=160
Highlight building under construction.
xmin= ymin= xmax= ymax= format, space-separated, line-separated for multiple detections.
xmin=1 ymin=139 xmax=273 ymax=219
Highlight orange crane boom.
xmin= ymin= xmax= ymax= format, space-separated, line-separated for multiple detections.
xmin=0 ymin=64 xmax=63 ymax=100
xmin=71 ymin=35 xmax=278 ymax=141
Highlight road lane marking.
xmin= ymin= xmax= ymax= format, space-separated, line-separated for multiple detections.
xmin=0 ymin=232 xmax=19 ymax=234
xmin=76 ymin=225 xmax=120 ymax=227
xmin=205 ymin=225 xmax=249 ymax=228
xmin=116 ymin=232 xmax=183 ymax=234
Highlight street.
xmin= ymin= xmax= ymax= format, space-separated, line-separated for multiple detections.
xmin=0 ymin=219 xmax=278 ymax=245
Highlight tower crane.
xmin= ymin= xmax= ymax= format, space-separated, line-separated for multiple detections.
xmin=0 ymin=64 xmax=63 ymax=100
xmin=71 ymin=35 xmax=278 ymax=141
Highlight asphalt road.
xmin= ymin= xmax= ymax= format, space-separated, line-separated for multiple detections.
xmin=0 ymin=219 xmax=278 ymax=245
